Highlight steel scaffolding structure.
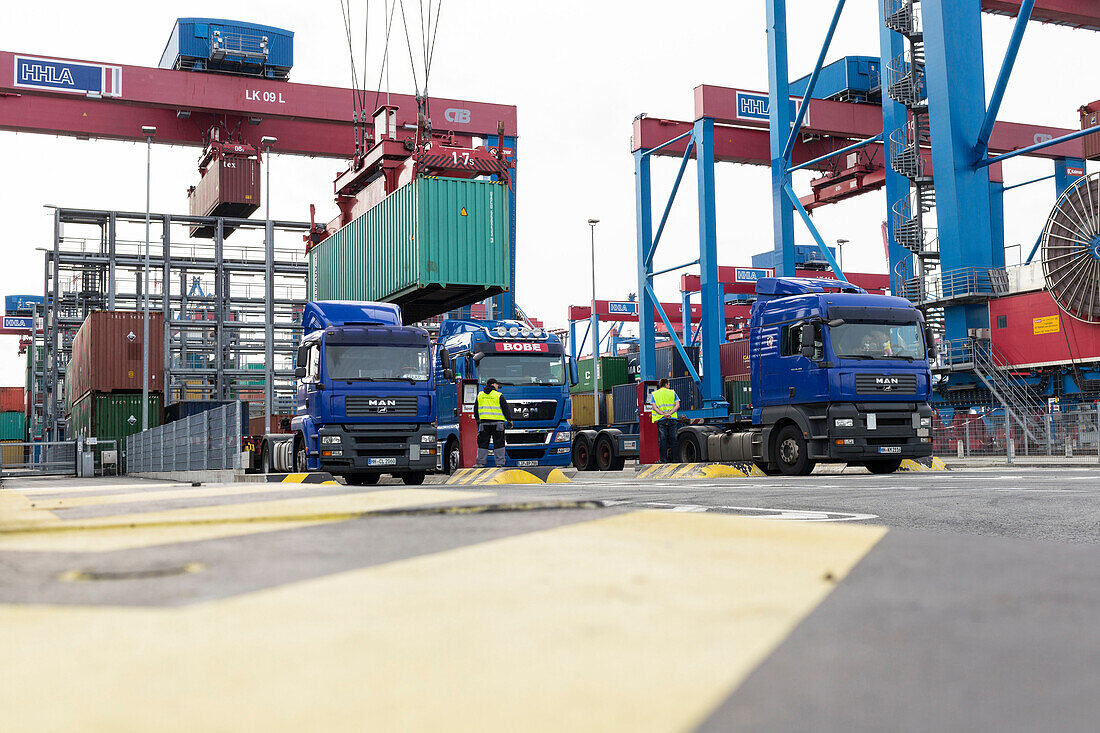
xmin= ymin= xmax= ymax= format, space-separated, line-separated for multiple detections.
xmin=31 ymin=208 xmax=310 ymax=442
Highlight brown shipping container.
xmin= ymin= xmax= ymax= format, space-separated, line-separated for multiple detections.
xmin=69 ymin=311 xmax=164 ymax=402
xmin=250 ymin=414 xmax=294 ymax=435
xmin=188 ymin=154 xmax=260 ymax=237
xmin=720 ymin=339 xmax=751 ymax=378
xmin=570 ymin=393 xmax=610 ymax=428
xmin=1082 ymin=106 xmax=1100 ymax=161
xmin=0 ymin=387 xmax=24 ymax=413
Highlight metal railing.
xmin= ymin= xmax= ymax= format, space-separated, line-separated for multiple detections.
xmin=900 ymin=266 xmax=1008 ymax=304
xmin=127 ymin=402 xmax=243 ymax=473
xmin=934 ymin=403 xmax=1100 ymax=463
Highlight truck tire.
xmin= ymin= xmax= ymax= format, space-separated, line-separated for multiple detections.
xmin=260 ymin=445 xmax=272 ymax=474
xmin=402 ymin=472 xmax=426 ymax=486
xmin=594 ymin=434 xmax=624 ymax=471
xmin=445 ymin=438 xmax=461 ymax=475
xmin=774 ymin=425 xmax=816 ymax=476
xmin=293 ymin=437 xmax=309 ymax=473
xmin=572 ymin=434 xmax=596 ymax=471
xmin=865 ymin=458 xmax=902 ymax=474
xmin=677 ymin=431 xmax=704 ymax=463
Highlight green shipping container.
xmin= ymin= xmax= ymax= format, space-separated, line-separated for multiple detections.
xmin=308 ymin=177 xmax=511 ymax=323
xmin=724 ymin=379 xmax=752 ymax=412
xmin=0 ymin=411 xmax=25 ymax=440
xmin=570 ymin=357 xmax=630 ymax=395
xmin=70 ymin=392 xmax=163 ymax=471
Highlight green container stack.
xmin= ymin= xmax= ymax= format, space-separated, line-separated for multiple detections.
xmin=724 ymin=379 xmax=752 ymax=413
xmin=69 ymin=392 xmax=163 ymax=472
xmin=570 ymin=356 xmax=630 ymax=395
xmin=308 ymin=177 xmax=511 ymax=323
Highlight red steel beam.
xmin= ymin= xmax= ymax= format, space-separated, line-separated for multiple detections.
xmin=693 ymin=85 xmax=1083 ymax=160
xmin=0 ymin=50 xmax=516 ymax=157
xmin=680 ymin=268 xmax=891 ymax=296
xmin=568 ymin=301 xmax=747 ymax=323
xmin=982 ymin=0 xmax=1100 ymax=30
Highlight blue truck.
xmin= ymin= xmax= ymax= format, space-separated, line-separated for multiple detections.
xmin=574 ymin=277 xmax=935 ymax=475
xmin=434 ymin=319 xmax=574 ymax=473
xmin=258 ymin=301 xmax=437 ymax=484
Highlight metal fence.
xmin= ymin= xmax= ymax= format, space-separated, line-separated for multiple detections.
xmin=0 ymin=441 xmax=78 ymax=478
xmin=933 ymin=404 xmax=1100 ymax=463
xmin=126 ymin=402 xmax=243 ymax=473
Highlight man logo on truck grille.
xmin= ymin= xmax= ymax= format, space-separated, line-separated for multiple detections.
xmin=875 ymin=377 xmax=900 ymax=392
xmin=367 ymin=399 xmax=397 ymax=406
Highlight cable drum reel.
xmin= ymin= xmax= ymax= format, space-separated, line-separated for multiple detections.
xmin=1041 ymin=171 xmax=1100 ymax=322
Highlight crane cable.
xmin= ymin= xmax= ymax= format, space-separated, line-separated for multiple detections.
xmin=338 ymin=0 xmax=366 ymax=154
xmin=397 ymin=0 xmax=443 ymax=139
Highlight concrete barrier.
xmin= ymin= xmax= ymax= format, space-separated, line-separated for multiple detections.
xmin=445 ymin=467 xmax=573 ymax=485
xmin=635 ymin=462 xmax=767 ymax=479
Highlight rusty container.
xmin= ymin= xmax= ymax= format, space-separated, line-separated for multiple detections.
xmin=720 ymin=339 xmax=751 ymax=378
xmin=249 ymin=414 xmax=294 ymax=436
xmin=1081 ymin=104 xmax=1100 ymax=161
xmin=188 ymin=154 xmax=261 ymax=237
xmin=0 ymin=387 xmax=24 ymax=413
xmin=69 ymin=311 xmax=164 ymax=403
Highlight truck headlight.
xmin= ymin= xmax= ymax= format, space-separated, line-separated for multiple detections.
xmin=920 ymin=417 xmax=931 ymax=428
xmin=834 ymin=418 xmax=854 ymax=428
xmin=554 ymin=432 xmax=571 ymax=442
xmin=321 ymin=435 xmax=341 ymax=445
xmin=421 ymin=434 xmax=435 ymax=443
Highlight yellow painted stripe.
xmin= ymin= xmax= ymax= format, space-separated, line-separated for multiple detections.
xmin=20 ymin=483 xmax=314 ymax=511
xmin=0 ymin=489 xmax=492 ymax=552
xmin=280 ymin=473 xmax=310 ymax=483
xmin=0 ymin=511 xmax=885 ymax=732
xmin=544 ymin=469 xmax=572 ymax=484
xmin=673 ymin=463 xmax=696 ymax=478
xmin=699 ymin=464 xmax=749 ymax=479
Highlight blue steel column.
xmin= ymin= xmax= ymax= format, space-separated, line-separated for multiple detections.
xmin=568 ymin=320 xmax=577 ymax=362
xmin=878 ymin=3 xmax=914 ymax=294
xmin=922 ymin=0 xmax=995 ymax=341
xmin=489 ymin=134 xmax=517 ymax=320
xmin=989 ymin=180 xmax=1006 ymax=268
xmin=1054 ymin=157 xmax=1086 ymax=195
xmin=681 ymin=290 xmax=691 ymax=345
xmin=635 ymin=150 xmax=656 ymax=382
xmin=767 ymin=0 xmax=796 ymax=277
xmin=694 ymin=117 xmax=723 ymax=406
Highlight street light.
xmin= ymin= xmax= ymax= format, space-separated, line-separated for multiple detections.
xmin=261 ymin=136 xmax=277 ymax=433
xmin=836 ymin=238 xmax=849 ymax=272
xmin=141 ymin=125 xmax=156 ymax=431
xmin=587 ymin=219 xmax=600 ymax=424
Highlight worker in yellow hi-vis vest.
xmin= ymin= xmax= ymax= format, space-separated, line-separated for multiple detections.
xmin=474 ymin=378 xmax=513 ymax=467
xmin=650 ymin=378 xmax=681 ymax=463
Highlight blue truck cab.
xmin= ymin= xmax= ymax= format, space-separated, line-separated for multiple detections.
xmin=289 ymin=301 xmax=437 ymax=484
xmin=746 ymin=277 xmax=934 ymax=473
xmin=433 ymin=320 xmax=573 ymax=472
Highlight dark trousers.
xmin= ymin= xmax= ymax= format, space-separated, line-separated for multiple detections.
xmin=657 ymin=418 xmax=679 ymax=463
xmin=476 ymin=422 xmax=507 ymax=467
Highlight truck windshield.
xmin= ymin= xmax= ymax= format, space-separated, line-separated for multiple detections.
xmin=326 ymin=345 xmax=431 ymax=381
xmin=831 ymin=322 xmax=926 ymax=360
xmin=478 ymin=355 xmax=566 ymax=386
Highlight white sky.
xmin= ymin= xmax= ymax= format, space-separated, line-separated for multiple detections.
xmin=0 ymin=1 xmax=1096 ymax=386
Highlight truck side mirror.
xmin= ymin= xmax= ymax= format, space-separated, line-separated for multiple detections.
xmin=294 ymin=366 xmax=306 ymax=379
xmin=569 ymin=358 xmax=579 ymax=386
xmin=443 ymin=368 xmax=455 ymax=381
xmin=925 ymin=325 xmax=938 ymax=359
xmin=827 ymin=318 xmax=845 ymax=327
xmin=440 ymin=350 xmax=452 ymax=369
xmin=800 ymin=323 xmax=816 ymax=359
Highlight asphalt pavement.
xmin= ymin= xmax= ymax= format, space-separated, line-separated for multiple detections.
xmin=1 ymin=466 xmax=1097 ymax=732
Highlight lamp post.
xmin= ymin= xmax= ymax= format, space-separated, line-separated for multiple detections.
xmin=587 ymin=219 xmax=600 ymax=424
xmin=261 ymin=135 xmax=277 ymax=434
xmin=836 ymin=238 xmax=849 ymax=273
xmin=141 ymin=125 xmax=156 ymax=431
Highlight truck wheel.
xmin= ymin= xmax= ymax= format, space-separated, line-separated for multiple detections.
xmin=260 ymin=445 xmax=272 ymax=474
xmin=293 ymin=438 xmax=309 ymax=473
xmin=866 ymin=458 xmax=902 ymax=474
xmin=572 ymin=434 xmax=596 ymax=471
xmin=677 ymin=432 xmax=704 ymax=463
xmin=775 ymin=425 xmax=815 ymax=476
xmin=402 ymin=472 xmax=426 ymax=486
xmin=594 ymin=434 xmax=624 ymax=471
xmin=445 ymin=439 xmax=461 ymax=475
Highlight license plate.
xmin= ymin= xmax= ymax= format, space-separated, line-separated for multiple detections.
xmin=878 ymin=446 xmax=901 ymax=454
xmin=517 ymin=460 xmax=538 ymax=467
xmin=368 ymin=457 xmax=397 ymax=466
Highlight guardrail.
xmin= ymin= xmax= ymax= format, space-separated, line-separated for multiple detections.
xmin=127 ymin=401 xmax=243 ymax=473
xmin=900 ymin=266 xmax=1008 ymax=304
xmin=934 ymin=403 xmax=1100 ymax=463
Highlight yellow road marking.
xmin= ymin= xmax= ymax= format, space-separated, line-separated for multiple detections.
xmin=0 ymin=510 xmax=885 ymax=731
xmin=19 ymin=482 xmax=319 ymax=511
xmin=0 ymin=489 xmax=491 ymax=552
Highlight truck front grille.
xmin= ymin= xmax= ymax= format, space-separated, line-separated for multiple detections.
xmin=855 ymin=374 xmax=918 ymax=395
xmin=346 ymin=395 xmax=419 ymax=417
xmin=506 ymin=431 xmax=549 ymax=445
xmin=509 ymin=401 xmax=557 ymax=421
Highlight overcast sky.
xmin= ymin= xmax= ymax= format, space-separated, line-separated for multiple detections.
xmin=0 ymin=1 xmax=1095 ymax=387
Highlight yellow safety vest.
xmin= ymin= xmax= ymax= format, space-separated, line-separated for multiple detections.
xmin=476 ymin=389 xmax=506 ymax=421
xmin=651 ymin=387 xmax=678 ymax=422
